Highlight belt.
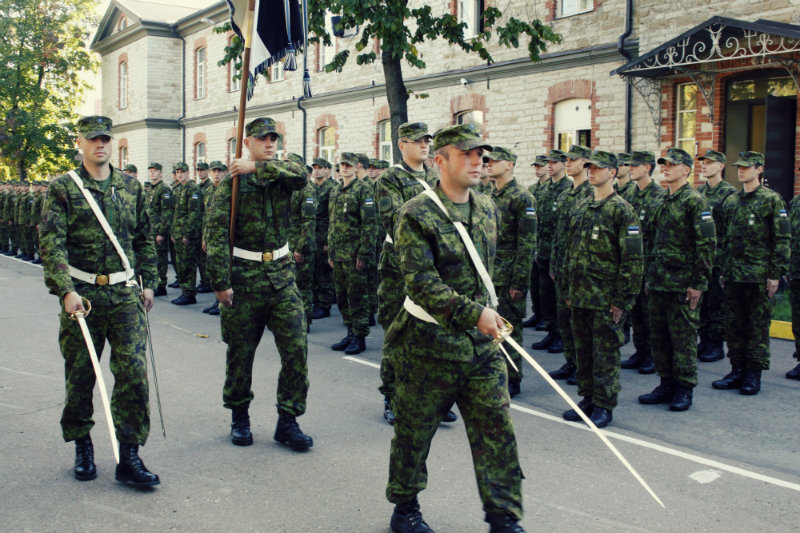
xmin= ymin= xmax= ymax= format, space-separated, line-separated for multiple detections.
xmin=69 ymin=265 xmax=131 ymax=286
xmin=232 ymin=242 xmax=290 ymax=262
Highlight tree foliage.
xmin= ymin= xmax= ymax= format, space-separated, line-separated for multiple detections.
xmin=0 ymin=0 xmax=98 ymax=181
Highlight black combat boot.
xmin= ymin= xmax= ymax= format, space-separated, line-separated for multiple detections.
xmin=639 ymin=377 xmax=675 ymax=404
xmin=153 ymin=286 xmax=168 ymax=297
xmin=171 ymin=294 xmax=196 ymax=305
xmin=231 ymin=407 xmax=253 ymax=446
xmin=669 ymin=386 xmax=693 ymax=411
xmin=786 ymin=362 xmax=800 ymax=380
xmin=531 ymin=330 xmax=556 ymax=350
xmin=274 ymin=413 xmax=313 ymax=451
xmin=548 ymin=361 xmax=575 ymax=380
xmin=588 ymin=407 xmax=612 ymax=428
xmin=563 ymin=396 xmax=593 ymax=422
xmin=638 ymin=352 xmax=656 ymax=374
xmin=621 ymin=350 xmax=646 ymax=369
xmin=115 ymin=443 xmax=160 ymax=488
xmin=196 ymin=283 xmax=212 ymax=293
xmin=74 ymin=435 xmax=97 ymax=481
xmin=546 ymin=332 xmax=564 ymax=353
xmin=311 ymin=306 xmax=330 ymax=319
xmin=331 ymin=329 xmax=353 ymax=351
xmin=508 ymin=381 xmax=521 ymax=398
xmin=486 ymin=513 xmax=527 ymax=533
xmin=344 ymin=335 xmax=366 ymax=355
xmin=712 ymin=367 xmax=744 ymax=390
xmin=383 ymin=398 xmax=395 ymax=425
xmin=521 ymin=313 xmax=540 ymax=328
xmin=441 ymin=409 xmax=457 ymax=423
xmin=390 ymin=498 xmax=434 ymax=533
xmin=168 ymin=279 xmax=180 ymax=288
xmin=699 ymin=341 xmax=724 ymax=363
xmin=739 ymin=370 xmax=761 ymax=395
xmin=696 ymin=331 xmax=709 ymax=358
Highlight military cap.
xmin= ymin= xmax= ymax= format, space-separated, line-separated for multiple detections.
xmin=629 ymin=151 xmax=656 ymax=166
xmin=483 ymin=146 xmax=517 ymax=164
xmin=356 ymin=153 xmax=370 ymax=167
xmin=368 ymin=158 xmax=381 ymax=168
xmin=196 ymin=161 xmax=210 ymax=170
xmin=312 ymin=157 xmax=330 ymax=168
xmin=77 ymin=116 xmax=113 ymax=139
xmin=209 ymin=160 xmax=225 ymax=170
xmin=432 ymin=124 xmax=492 ymax=152
xmin=657 ymin=147 xmax=694 ymax=168
xmin=245 ymin=117 xmax=283 ymax=140
xmin=339 ymin=152 xmax=359 ymax=166
xmin=124 ymin=164 xmax=137 ymax=172
xmin=379 ymin=160 xmax=390 ymax=169
xmin=731 ymin=151 xmax=764 ymax=167
xmin=566 ymin=144 xmax=592 ymax=160
xmin=148 ymin=162 xmax=162 ymax=170
xmin=286 ymin=153 xmax=305 ymax=164
xmin=584 ymin=150 xmax=619 ymax=169
xmin=546 ymin=149 xmax=567 ymax=162
xmin=617 ymin=152 xmax=631 ymax=165
xmin=697 ymin=149 xmax=726 ymax=164
xmin=398 ymin=122 xmax=433 ymax=141
xmin=175 ymin=162 xmax=189 ymax=171
xmin=531 ymin=154 xmax=549 ymax=167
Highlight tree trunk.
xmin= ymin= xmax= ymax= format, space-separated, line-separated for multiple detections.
xmin=382 ymin=52 xmax=408 ymax=164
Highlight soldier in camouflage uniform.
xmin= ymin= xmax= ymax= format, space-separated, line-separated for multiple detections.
xmin=0 ymin=182 xmax=9 ymax=253
xmin=485 ymin=146 xmax=536 ymax=397
xmin=360 ymin=154 xmax=381 ymax=326
xmin=695 ymin=150 xmax=737 ymax=363
xmin=123 ymin=164 xmax=137 ymax=179
xmin=310 ymin=157 xmax=336 ymax=319
xmin=147 ymin=163 xmax=173 ymax=296
xmin=196 ymin=161 xmax=213 ymax=294
xmin=206 ymin=117 xmax=313 ymax=451
xmin=614 ymin=153 xmax=635 ymax=201
xmin=328 ymin=152 xmax=378 ymax=355
xmin=39 ymin=116 xmax=160 ymax=487
xmin=638 ymin=148 xmax=715 ymax=412
xmin=287 ymin=154 xmax=317 ymax=327
xmin=385 ymin=124 xmax=525 ymax=533
xmin=786 ymin=171 xmax=800 ymax=382
xmin=170 ymin=162 xmax=203 ymax=305
xmin=531 ymin=150 xmax=571 ymax=351
xmin=30 ymin=181 xmax=46 ymax=263
xmin=16 ymin=181 xmax=34 ymax=260
xmin=523 ymin=155 xmax=551 ymax=328
xmin=1 ymin=182 xmax=16 ymax=254
xmin=621 ymin=151 xmax=665 ymax=374
xmin=563 ymin=151 xmax=643 ymax=428
xmin=548 ymin=145 xmax=593 ymax=382
xmin=713 ymin=152 xmax=790 ymax=395
xmin=201 ymin=160 xmax=227 ymax=316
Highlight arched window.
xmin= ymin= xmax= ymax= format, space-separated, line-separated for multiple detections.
xmin=195 ymin=142 xmax=206 ymax=168
xmin=378 ymin=120 xmax=392 ymax=162
xmin=554 ymin=99 xmax=591 ymax=151
xmin=228 ymin=138 xmax=237 ymax=165
xmin=120 ymin=146 xmax=128 ymax=169
xmin=319 ymin=126 xmax=335 ymax=163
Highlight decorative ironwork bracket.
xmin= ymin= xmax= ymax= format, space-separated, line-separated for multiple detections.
xmin=677 ymin=68 xmax=716 ymax=121
xmin=628 ymin=76 xmax=663 ymax=143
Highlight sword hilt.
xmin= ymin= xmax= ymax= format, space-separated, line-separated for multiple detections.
xmin=68 ymin=297 xmax=92 ymax=319
xmin=492 ymin=316 xmax=513 ymax=344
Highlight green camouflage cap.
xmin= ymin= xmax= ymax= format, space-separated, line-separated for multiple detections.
xmin=566 ymin=144 xmax=592 ymax=160
xmin=697 ymin=149 xmax=726 ymax=164
xmin=148 ymin=162 xmax=162 ymax=170
xmin=368 ymin=158 xmax=381 ymax=168
xmin=124 ymin=164 xmax=137 ymax=172
xmin=432 ymin=124 xmax=492 ymax=152
xmin=312 ymin=157 xmax=330 ymax=168
xmin=617 ymin=152 xmax=631 ymax=165
xmin=546 ymin=149 xmax=567 ymax=162
xmin=583 ymin=150 xmax=619 ymax=169
xmin=209 ymin=160 xmax=225 ymax=170
xmin=398 ymin=122 xmax=432 ymax=141
xmin=531 ymin=154 xmax=548 ymax=167
xmin=379 ymin=160 xmax=390 ymax=169
xmin=339 ymin=152 xmax=359 ymax=166
xmin=196 ymin=161 xmax=209 ymax=170
xmin=483 ymin=146 xmax=517 ymax=164
xmin=175 ymin=162 xmax=189 ymax=171
xmin=731 ymin=151 xmax=764 ymax=167
xmin=356 ymin=153 xmax=370 ymax=167
xmin=286 ymin=153 xmax=305 ymax=164
xmin=629 ymin=151 xmax=655 ymax=166
xmin=245 ymin=117 xmax=283 ymax=140
xmin=77 ymin=115 xmax=113 ymax=139
xmin=657 ymin=147 xmax=694 ymax=167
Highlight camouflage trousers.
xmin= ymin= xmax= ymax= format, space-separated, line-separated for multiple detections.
xmin=497 ymin=285 xmax=525 ymax=384
xmin=154 ymin=236 xmax=170 ymax=289
xmin=724 ymin=282 xmax=771 ymax=370
xmin=24 ymin=225 xmax=36 ymax=256
xmin=366 ymin=258 xmax=379 ymax=316
xmin=629 ymin=282 xmax=651 ymax=355
xmin=220 ymin=285 xmax=309 ymax=416
xmin=789 ymin=280 xmax=800 ymax=359
xmin=9 ymin=223 xmax=19 ymax=253
xmin=648 ymin=290 xmax=699 ymax=389
xmin=528 ymin=260 xmax=541 ymax=317
xmin=387 ymin=350 xmax=523 ymax=520
xmin=537 ymin=258 xmax=557 ymax=330
xmin=332 ymin=260 xmax=370 ymax=337
xmin=18 ymin=224 xmax=32 ymax=255
xmin=295 ymin=251 xmax=315 ymax=323
xmin=58 ymin=297 xmax=150 ymax=444
xmin=174 ymin=238 xmax=198 ymax=296
xmin=571 ymin=307 xmax=623 ymax=410
xmin=699 ymin=267 xmax=727 ymax=343
xmin=312 ymin=248 xmax=335 ymax=310
xmin=0 ymin=222 xmax=8 ymax=250
xmin=378 ymin=271 xmax=404 ymax=400
xmin=555 ymin=281 xmax=575 ymax=367
xmin=198 ymin=243 xmax=209 ymax=286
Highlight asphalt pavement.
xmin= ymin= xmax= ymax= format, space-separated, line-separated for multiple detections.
xmin=1 ymin=254 xmax=799 ymax=533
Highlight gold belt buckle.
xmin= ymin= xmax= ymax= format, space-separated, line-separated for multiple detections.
xmin=262 ymin=251 xmax=273 ymax=262
xmin=96 ymin=274 xmax=109 ymax=286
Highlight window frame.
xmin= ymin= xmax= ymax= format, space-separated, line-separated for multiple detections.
xmin=558 ymin=0 xmax=594 ymax=18
xmin=455 ymin=110 xmax=484 ymax=135
xmin=378 ymin=120 xmax=392 ymax=162
xmin=458 ymin=0 xmax=483 ymax=40
xmin=196 ymin=47 xmax=207 ymax=100
xmin=119 ymin=146 xmax=128 ymax=169
xmin=318 ymin=126 xmax=336 ymax=163
xmin=554 ymin=98 xmax=592 ymax=151
xmin=676 ymin=82 xmax=698 ymax=156
xmin=119 ymin=60 xmax=128 ymax=109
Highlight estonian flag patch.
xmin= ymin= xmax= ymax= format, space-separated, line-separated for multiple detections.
xmin=628 ymin=226 xmax=640 ymax=235
xmin=701 ymin=211 xmax=712 ymax=221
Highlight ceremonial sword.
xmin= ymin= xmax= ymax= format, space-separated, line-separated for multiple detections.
xmin=140 ymin=276 xmax=166 ymax=439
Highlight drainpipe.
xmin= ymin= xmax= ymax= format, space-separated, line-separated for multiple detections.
xmin=178 ymin=29 xmax=186 ymax=163
xmin=618 ymin=0 xmax=633 ymax=153
xmin=297 ymin=96 xmax=307 ymax=161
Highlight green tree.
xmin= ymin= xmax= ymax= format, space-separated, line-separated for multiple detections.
xmin=0 ymin=0 xmax=98 ymax=181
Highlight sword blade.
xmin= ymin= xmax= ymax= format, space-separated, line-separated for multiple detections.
xmin=497 ymin=343 xmax=519 ymax=372
xmin=504 ymin=336 xmax=665 ymax=508
xmin=140 ymin=276 xmax=166 ymax=439
xmin=75 ymin=315 xmax=119 ymax=463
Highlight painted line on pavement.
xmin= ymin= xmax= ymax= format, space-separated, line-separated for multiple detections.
xmin=510 ymin=402 xmax=800 ymax=493
xmin=343 ymin=355 xmax=381 ymax=369
xmin=0 ymin=255 xmax=42 ymax=268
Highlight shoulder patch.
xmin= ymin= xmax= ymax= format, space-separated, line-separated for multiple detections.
xmin=525 ymin=207 xmax=536 ymax=217
xmin=628 ymin=225 xmax=640 ymax=235
xmin=779 ymin=209 xmax=788 ymax=218
xmin=364 ymin=198 xmax=374 ymax=206
xmin=700 ymin=211 xmax=712 ymax=221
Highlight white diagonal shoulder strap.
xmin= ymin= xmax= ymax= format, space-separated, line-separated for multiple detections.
xmin=68 ymin=171 xmax=136 ymax=286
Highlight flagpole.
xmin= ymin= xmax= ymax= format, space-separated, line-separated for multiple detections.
xmin=230 ymin=0 xmax=256 ymax=254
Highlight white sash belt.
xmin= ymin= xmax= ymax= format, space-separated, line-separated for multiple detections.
xmin=68 ymin=265 xmax=130 ymax=286
xmin=232 ymin=242 xmax=290 ymax=262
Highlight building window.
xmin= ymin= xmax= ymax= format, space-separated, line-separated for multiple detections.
xmin=320 ymin=13 xmax=335 ymax=70
xmin=378 ymin=120 xmax=392 ymax=162
xmin=459 ymin=1 xmax=483 ymax=39
xmin=196 ymin=47 xmax=207 ymax=100
xmin=276 ymin=137 xmax=285 ymax=161
xmin=118 ymin=17 xmax=127 ymax=32
xmin=271 ymin=62 xmax=284 ymax=82
xmin=676 ymin=83 xmax=697 ymax=155
xmin=120 ymin=146 xmax=128 ymax=169
xmin=456 ymin=110 xmax=484 ymax=135
xmin=228 ymin=138 xmax=237 ymax=165
xmin=229 ymin=40 xmax=241 ymax=93
xmin=319 ymin=126 xmax=335 ymax=163
xmin=195 ymin=142 xmax=206 ymax=168
xmin=559 ymin=0 xmax=593 ymax=18
xmin=119 ymin=61 xmax=128 ymax=109
xmin=554 ymin=99 xmax=591 ymax=151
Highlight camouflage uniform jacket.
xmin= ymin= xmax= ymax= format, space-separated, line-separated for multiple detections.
xmin=148 ymin=180 xmax=173 ymax=236
xmin=697 ymin=180 xmax=737 ymax=269
xmin=720 ymin=185 xmax=790 ymax=283
xmin=288 ymin=181 xmax=317 ymax=256
xmin=313 ymin=178 xmax=336 ymax=250
xmin=206 ymin=159 xmax=307 ymax=292
xmin=615 ymin=180 xmax=635 ymax=202
xmin=30 ymin=191 xmax=43 ymax=227
xmin=202 ymin=184 xmax=219 ymax=245
xmin=628 ymin=180 xmax=666 ymax=263
xmin=375 ymin=161 xmax=437 ymax=274
xmin=16 ymin=190 xmax=30 ymax=225
xmin=789 ymin=194 xmax=800 ymax=278
xmin=537 ymin=176 xmax=572 ymax=260
xmin=384 ymin=186 xmax=500 ymax=362
xmin=646 ymin=183 xmax=715 ymax=292
xmin=550 ymin=179 xmax=592 ymax=282
xmin=478 ymin=182 xmax=493 ymax=195
xmin=39 ymin=165 xmax=157 ymax=303
xmin=567 ymin=192 xmax=643 ymax=311
xmin=171 ymin=180 xmax=203 ymax=241
xmin=528 ymin=177 xmax=551 ymax=207
xmin=491 ymin=178 xmax=537 ymax=289
xmin=199 ymin=178 xmax=214 ymax=205
xmin=327 ymin=177 xmax=378 ymax=263
xmin=0 ymin=190 xmax=9 ymax=222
